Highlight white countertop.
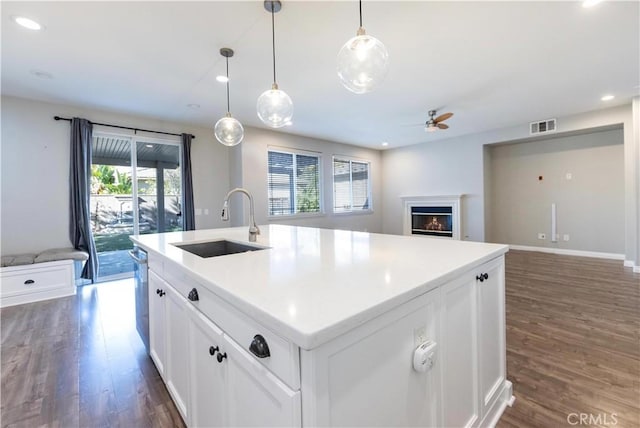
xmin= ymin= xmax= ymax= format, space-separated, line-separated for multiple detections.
xmin=131 ymin=225 xmax=508 ymax=349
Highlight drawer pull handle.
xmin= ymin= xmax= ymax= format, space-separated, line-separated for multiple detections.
xmin=188 ymin=288 xmax=199 ymax=302
xmin=249 ymin=334 xmax=271 ymax=358
xmin=209 ymin=346 xmax=219 ymax=356
xmin=24 ymin=279 xmax=35 ymax=285
xmin=216 ymin=352 xmax=227 ymax=363
xmin=476 ymin=274 xmax=484 ymax=282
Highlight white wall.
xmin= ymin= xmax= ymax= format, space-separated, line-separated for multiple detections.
xmin=488 ymin=128 xmax=625 ymax=254
xmin=0 ymin=95 xmax=230 ymax=254
xmin=231 ymin=127 xmax=383 ymax=233
xmin=382 ymin=104 xmax=638 ymax=266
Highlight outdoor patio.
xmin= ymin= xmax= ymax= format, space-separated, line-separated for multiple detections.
xmin=97 ymin=249 xmax=133 ymax=280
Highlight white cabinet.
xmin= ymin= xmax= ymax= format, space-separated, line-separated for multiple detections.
xmin=440 ymin=256 xmax=508 ymax=428
xmin=148 ymin=270 xmax=191 ymax=424
xmin=188 ymin=307 xmax=227 ymax=427
xmin=440 ymin=272 xmax=479 ymax=428
xmin=165 ymin=285 xmax=191 ymax=423
xmin=148 ymin=270 xmax=167 ymax=378
xmin=150 ymin=267 xmax=301 ymax=428
xmin=477 ymin=258 xmax=507 ymax=423
xmin=301 ymin=287 xmax=440 ymax=427
xmin=147 ymin=253 xmax=509 ymax=428
xmin=225 ymin=334 xmax=301 ymax=427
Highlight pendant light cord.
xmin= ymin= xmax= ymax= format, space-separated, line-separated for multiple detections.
xmin=225 ymin=56 xmax=231 ymax=114
xmin=359 ymin=0 xmax=363 ymax=28
xmin=271 ymin=2 xmax=277 ymax=85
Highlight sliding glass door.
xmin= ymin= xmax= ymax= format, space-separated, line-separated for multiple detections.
xmin=90 ymin=134 xmax=181 ymax=282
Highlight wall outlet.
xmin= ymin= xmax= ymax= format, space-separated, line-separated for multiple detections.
xmin=538 ymin=233 xmax=546 ymax=240
xmin=414 ymin=326 xmax=428 ymax=347
xmin=563 ymin=234 xmax=570 ymax=241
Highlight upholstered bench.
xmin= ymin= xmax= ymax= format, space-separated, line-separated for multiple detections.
xmin=0 ymin=248 xmax=89 ymax=308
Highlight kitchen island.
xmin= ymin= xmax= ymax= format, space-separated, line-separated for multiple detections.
xmin=131 ymin=224 xmax=512 ymax=427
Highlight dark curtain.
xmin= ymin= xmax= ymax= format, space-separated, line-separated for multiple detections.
xmin=69 ymin=118 xmax=98 ymax=280
xmin=181 ymin=133 xmax=195 ymax=231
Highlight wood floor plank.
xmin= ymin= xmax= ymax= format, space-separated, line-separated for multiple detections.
xmin=498 ymin=250 xmax=640 ymax=428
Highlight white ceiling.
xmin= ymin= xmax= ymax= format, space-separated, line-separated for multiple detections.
xmin=2 ymin=1 xmax=639 ymax=149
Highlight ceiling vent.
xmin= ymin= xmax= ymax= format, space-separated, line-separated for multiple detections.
xmin=530 ymin=118 xmax=556 ymax=135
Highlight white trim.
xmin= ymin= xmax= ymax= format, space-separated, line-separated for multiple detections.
xmin=509 ymin=245 xmax=625 ymax=260
xmin=400 ymin=195 xmax=463 ymax=240
xmin=634 ymin=266 xmax=640 ymax=273
xmin=624 ymin=260 xmax=635 ymax=267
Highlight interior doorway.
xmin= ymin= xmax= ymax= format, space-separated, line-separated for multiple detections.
xmin=90 ymin=133 xmax=182 ymax=282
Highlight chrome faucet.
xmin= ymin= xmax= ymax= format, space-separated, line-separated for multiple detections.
xmin=221 ymin=188 xmax=260 ymax=242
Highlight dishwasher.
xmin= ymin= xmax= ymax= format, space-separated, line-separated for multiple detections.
xmin=129 ymin=246 xmax=149 ymax=354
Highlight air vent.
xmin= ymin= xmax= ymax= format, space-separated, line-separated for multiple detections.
xmin=530 ymin=118 xmax=556 ymax=135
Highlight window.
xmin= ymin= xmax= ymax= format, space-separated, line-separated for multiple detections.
xmin=268 ymin=149 xmax=321 ymax=216
xmin=333 ymin=157 xmax=371 ymax=213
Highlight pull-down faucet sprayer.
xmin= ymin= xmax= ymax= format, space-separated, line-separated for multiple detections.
xmin=221 ymin=188 xmax=260 ymax=242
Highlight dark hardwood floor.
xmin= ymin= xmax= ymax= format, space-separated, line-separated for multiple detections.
xmin=498 ymin=251 xmax=640 ymax=428
xmin=1 ymin=279 xmax=185 ymax=428
xmin=1 ymin=251 xmax=638 ymax=427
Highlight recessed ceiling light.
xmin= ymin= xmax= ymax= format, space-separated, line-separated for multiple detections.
xmin=216 ymin=75 xmax=229 ymax=83
xmin=601 ymin=94 xmax=615 ymax=101
xmin=186 ymin=103 xmax=200 ymax=109
xmin=145 ymin=144 xmax=153 ymax=148
xmin=284 ymin=120 xmax=293 ymax=126
xmin=13 ymin=16 xmax=42 ymax=30
xmin=30 ymin=69 xmax=53 ymax=79
xmin=381 ymin=142 xmax=389 ymax=147
xmin=582 ymin=0 xmax=604 ymax=8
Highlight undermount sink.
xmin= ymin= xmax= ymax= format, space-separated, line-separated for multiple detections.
xmin=173 ymin=239 xmax=267 ymax=258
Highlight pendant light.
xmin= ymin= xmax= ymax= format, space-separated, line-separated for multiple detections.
xmin=257 ymin=0 xmax=293 ymax=128
xmin=337 ymin=0 xmax=389 ymax=94
xmin=214 ymin=48 xmax=244 ymax=147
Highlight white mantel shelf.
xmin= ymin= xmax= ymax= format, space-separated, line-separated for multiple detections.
xmin=132 ymin=224 xmax=506 ymax=350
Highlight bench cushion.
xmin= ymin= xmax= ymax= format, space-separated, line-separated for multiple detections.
xmin=1 ymin=254 xmax=36 ymax=267
xmin=34 ymin=248 xmax=90 ymax=263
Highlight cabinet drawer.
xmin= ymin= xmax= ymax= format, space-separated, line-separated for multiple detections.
xmin=1 ymin=261 xmax=73 ymax=296
xmin=164 ymin=261 xmax=301 ymax=390
xmin=224 ymin=333 xmax=301 ymax=427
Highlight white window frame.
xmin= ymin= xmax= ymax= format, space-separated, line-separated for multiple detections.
xmin=332 ymin=155 xmax=373 ymax=215
xmin=267 ymin=146 xmax=323 ymax=219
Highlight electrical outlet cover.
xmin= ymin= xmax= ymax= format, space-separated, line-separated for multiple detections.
xmin=538 ymin=233 xmax=546 ymax=240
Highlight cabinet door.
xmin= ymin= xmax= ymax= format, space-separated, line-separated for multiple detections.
xmin=165 ymin=285 xmax=191 ymax=423
xmin=148 ymin=270 xmax=167 ymax=378
xmin=223 ymin=334 xmax=301 ymax=427
xmin=477 ymin=258 xmax=506 ymax=417
xmin=441 ymin=274 xmax=479 ymax=428
xmin=188 ymin=307 xmax=227 ymax=427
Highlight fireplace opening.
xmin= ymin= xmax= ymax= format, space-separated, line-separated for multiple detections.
xmin=411 ymin=206 xmax=453 ymax=238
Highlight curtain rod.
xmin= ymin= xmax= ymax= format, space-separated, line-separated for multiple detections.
xmin=53 ymin=116 xmax=195 ymax=139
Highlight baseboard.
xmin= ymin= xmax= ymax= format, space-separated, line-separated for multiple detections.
xmin=509 ymin=245 xmax=624 ymax=261
xmin=624 ymin=260 xmax=635 ymax=267
xmin=634 ymin=266 xmax=640 ymax=273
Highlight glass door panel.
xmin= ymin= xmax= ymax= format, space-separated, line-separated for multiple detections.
xmin=90 ymin=136 xmax=135 ymax=281
xmin=135 ymin=141 xmax=182 ymax=235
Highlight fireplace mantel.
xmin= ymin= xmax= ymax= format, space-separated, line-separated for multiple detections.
xmin=400 ymin=195 xmax=464 ymax=239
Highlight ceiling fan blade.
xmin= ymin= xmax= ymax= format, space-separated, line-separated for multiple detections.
xmin=437 ymin=123 xmax=449 ymax=129
xmin=434 ymin=112 xmax=453 ymax=123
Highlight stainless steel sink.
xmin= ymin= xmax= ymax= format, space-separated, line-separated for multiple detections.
xmin=173 ymin=240 xmax=267 ymax=258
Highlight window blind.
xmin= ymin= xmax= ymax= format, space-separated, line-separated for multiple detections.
xmin=268 ymin=149 xmax=321 ymax=216
xmin=333 ymin=157 xmax=371 ymax=213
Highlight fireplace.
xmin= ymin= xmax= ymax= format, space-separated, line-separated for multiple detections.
xmin=401 ymin=195 xmax=463 ymax=240
xmin=411 ymin=206 xmax=453 ymax=237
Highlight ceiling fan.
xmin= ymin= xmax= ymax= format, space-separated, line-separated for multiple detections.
xmin=425 ymin=110 xmax=453 ymax=132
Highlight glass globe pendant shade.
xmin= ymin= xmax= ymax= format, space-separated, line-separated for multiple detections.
xmin=257 ymin=84 xmax=293 ymax=128
xmin=214 ymin=113 xmax=244 ymax=147
xmin=337 ymin=28 xmax=389 ymax=94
